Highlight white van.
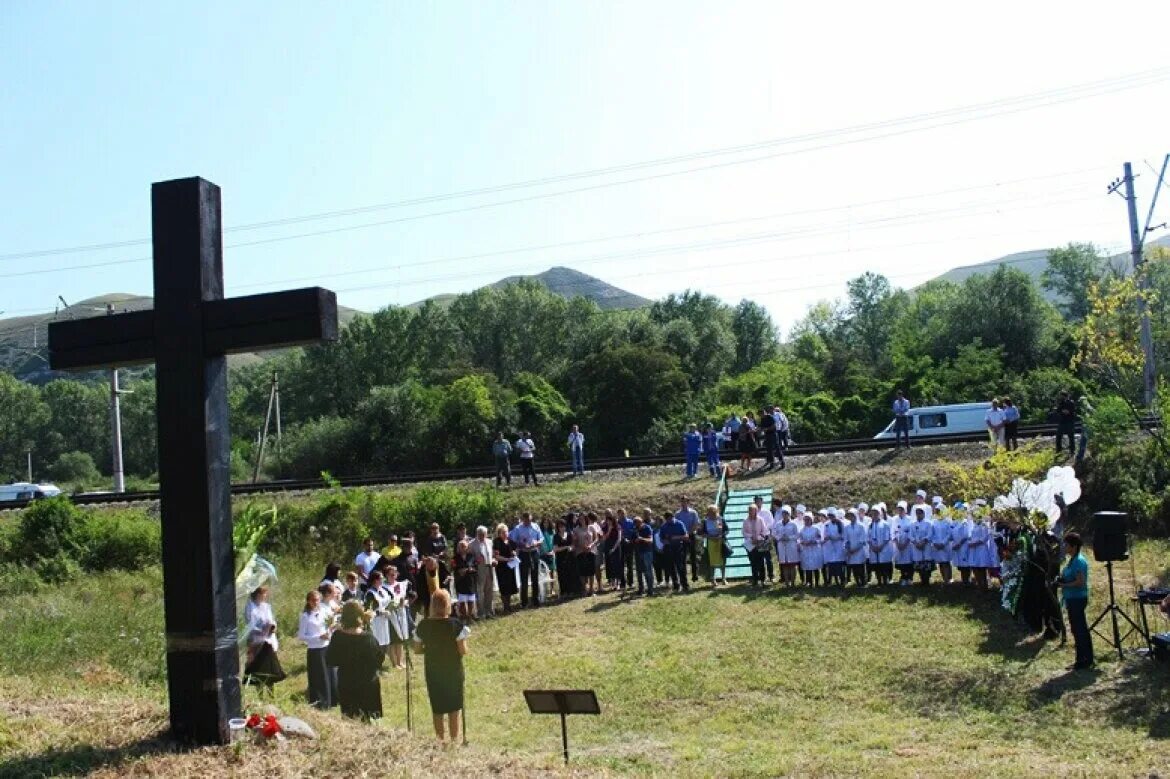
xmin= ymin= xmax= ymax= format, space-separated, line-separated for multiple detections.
xmin=873 ymin=402 xmax=993 ymax=440
xmin=0 ymin=482 xmax=63 ymax=503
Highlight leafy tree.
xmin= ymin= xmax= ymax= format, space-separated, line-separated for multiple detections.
xmin=46 ymin=451 xmax=101 ymax=486
xmin=731 ymin=300 xmax=779 ymax=373
xmin=118 ymin=375 xmax=158 ymax=477
xmin=566 ymin=344 xmax=690 ymax=454
xmin=39 ymin=380 xmax=109 ymax=468
xmin=354 ymin=381 xmax=441 ymax=471
xmin=1043 ymin=243 xmax=1106 ymax=322
xmin=845 ymin=272 xmax=898 ymax=366
xmin=945 ymin=266 xmax=1052 ymax=372
xmin=650 ymin=291 xmax=735 ymax=389
xmin=0 ymin=372 xmax=49 ymax=481
xmin=512 ymin=372 xmax=572 ymax=449
xmin=434 ymin=374 xmax=505 ymax=466
xmin=935 ymin=341 xmax=1006 ymax=403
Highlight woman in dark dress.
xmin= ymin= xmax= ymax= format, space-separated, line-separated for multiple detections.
xmin=603 ymin=509 xmax=624 ymax=591
xmin=737 ymin=416 xmax=756 ymax=472
xmin=325 ymin=600 xmax=385 ymax=720
xmin=553 ymin=517 xmax=578 ymax=598
xmin=492 ymin=523 xmax=518 ymax=613
xmin=413 ymin=590 xmax=469 ymax=743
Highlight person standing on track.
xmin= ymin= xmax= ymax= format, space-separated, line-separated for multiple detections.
xmin=567 ymin=424 xmax=586 ymax=476
xmin=515 ymin=431 xmax=539 ymax=486
xmin=683 ymin=423 xmax=703 ymax=479
xmin=492 ymin=432 xmax=513 ymax=487
xmin=892 ymin=389 xmax=912 ymax=449
xmin=702 ymin=422 xmax=721 ymax=477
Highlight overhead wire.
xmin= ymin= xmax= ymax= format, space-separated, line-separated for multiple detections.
xmin=1 ymin=66 xmax=1166 ymax=263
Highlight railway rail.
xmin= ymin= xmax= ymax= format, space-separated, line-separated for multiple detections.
xmin=6 ymin=417 xmax=1159 ymax=509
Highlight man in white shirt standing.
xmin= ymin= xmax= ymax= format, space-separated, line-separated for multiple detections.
xmin=515 ymin=431 xmax=539 ymax=486
xmin=567 ymin=425 xmax=586 ymax=476
xmin=354 ymin=537 xmax=380 ymax=584
xmin=984 ymin=399 xmax=1006 ymax=451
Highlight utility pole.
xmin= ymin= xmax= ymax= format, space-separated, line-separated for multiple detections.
xmin=1109 ymin=158 xmax=1168 ymax=408
xmin=272 ymin=372 xmax=282 ymax=479
xmin=108 ymin=303 xmax=126 ymax=492
xmin=27 ymin=450 xmax=33 ymax=482
xmin=252 ymin=372 xmax=279 ymax=483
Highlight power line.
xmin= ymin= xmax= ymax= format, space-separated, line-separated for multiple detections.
xmin=2 ymin=67 xmax=1166 ymax=263
xmin=6 ymin=167 xmax=1109 ymax=281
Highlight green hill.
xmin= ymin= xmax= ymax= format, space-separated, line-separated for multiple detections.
xmin=925 ymin=234 xmax=1170 ymax=301
xmin=408 ymin=266 xmax=650 ymax=311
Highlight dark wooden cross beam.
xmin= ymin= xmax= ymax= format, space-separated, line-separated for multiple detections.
xmin=49 ymin=177 xmax=338 ymax=745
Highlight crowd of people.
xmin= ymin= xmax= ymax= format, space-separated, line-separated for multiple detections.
xmin=240 ymin=480 xmax=1111 ymax=739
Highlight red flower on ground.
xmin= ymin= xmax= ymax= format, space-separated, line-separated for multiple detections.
xmin=245 ymin=714 xmax=261 ymax=729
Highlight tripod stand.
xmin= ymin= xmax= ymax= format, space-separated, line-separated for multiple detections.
xmin=404 ymin=644 xmax=414 ymax=732
xmin=1090 ymin=560 xmax=1147 ymax=660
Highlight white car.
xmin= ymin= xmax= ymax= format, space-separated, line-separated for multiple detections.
xmin=0 ymin=482 xmax=63 ymax=503
xmin=873 ymin=402 xmax=994 ymax=440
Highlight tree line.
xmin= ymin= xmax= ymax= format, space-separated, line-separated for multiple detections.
xmin=3 ymin=243 xmax=1168 ymax=488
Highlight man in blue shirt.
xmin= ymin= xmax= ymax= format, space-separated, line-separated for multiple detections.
xmin=892 ymin=390 xmax=911 ymax=449
xmin=492 ymin=432 xmax=513 ymax=486
xmin=633 ymin=516 xmax=656 ymax=596
xmin=701 ymin=423 xmax=721 ymax=477
xmin=1057 ymin=531 xmax=1094 ymax=670
xmin=509 ymin=513 xmax=544 ymax=608
xmin=619 ymin=509 xmax=637 ymax=589
xmin=676 ymin=496 xmax=701 ymax=584
xmin=658 ymin=511 xmax=691 ymax=593
xmin=683 ymin=424 xmax=703 ymax=479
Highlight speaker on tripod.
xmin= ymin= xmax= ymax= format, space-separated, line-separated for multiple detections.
xmin=1090 ymin=511 xmax=1129 ymax=562
xmin=1087 ymin=511 xmax=1147 ymax=660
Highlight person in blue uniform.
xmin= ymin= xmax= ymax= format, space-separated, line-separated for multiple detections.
xmin=658 ymin=512 xmax=691 ymax=593
xmin=683 ymin=424 xmax=703 ymax=479
xmin=701 ymin=423 xmax=721 ymax=476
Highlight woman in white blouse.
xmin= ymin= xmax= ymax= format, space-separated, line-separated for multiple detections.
xmin=774 ymin=506 xmax=800 ymax=587
xmin=297 ymin=588 xmax=335 ymax=709
xmin=798 ymin=512 xmax=823 ymax=587
xmin=243 ymin=585 xmax=285 ymax=687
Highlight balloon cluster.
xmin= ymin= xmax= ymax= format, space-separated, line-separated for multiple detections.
xmin=993 ymin=466 xmax=1081 ymax=529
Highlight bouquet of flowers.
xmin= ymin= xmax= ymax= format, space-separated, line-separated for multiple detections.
xmin=245 ymin=713 xmax=284 ymax=742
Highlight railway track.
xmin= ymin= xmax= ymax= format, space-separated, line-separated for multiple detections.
xmin=7 ymin=417 xmax=1159 ymax=509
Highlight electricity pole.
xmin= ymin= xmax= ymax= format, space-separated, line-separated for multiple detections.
xmin=1109 ymin=157 xmax=1168 ymax=408
xmin=107 ymin=303 xmax=126 ymax=492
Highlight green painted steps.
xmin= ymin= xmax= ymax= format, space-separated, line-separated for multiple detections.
xmin=718 ymin=487 xmax=773 ymax=581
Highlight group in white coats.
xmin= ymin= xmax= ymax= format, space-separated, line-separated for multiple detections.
xmin=764 ymin=488 xmax=998 ymax=589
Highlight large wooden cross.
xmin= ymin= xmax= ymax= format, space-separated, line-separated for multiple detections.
xmin=48 ymin=177 xmax=338 ymax=745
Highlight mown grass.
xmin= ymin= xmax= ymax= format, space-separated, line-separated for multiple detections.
xmin=1 ymin=538 xmax=1168 ymax=777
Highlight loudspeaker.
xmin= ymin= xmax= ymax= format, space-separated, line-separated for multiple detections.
xmin=1090 ymin=511 xmax=1130 ymax=563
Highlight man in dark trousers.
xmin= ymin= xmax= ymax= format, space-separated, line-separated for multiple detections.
xmin=1055 ymin=391 xmax=1078 ymax=455
xmin=509 ymin=513 xmax=544 ymax=608
xmin=759 ymin=407 xmax=780 ymax=469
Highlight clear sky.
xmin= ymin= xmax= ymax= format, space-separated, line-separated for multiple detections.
xmin=2 ymin=1 xmax=1168 ymax=335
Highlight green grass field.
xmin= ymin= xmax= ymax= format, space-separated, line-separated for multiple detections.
xmin=1 ymin=538 xmax=1169 ymax=777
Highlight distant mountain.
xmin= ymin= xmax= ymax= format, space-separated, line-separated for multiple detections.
xmin=0 ymin=293 xmax=363 ymax=381
xmin=924 ymin=235 xmax=1170 ymax=301
xmin=408 ymin=266 xmax=649 ymax=311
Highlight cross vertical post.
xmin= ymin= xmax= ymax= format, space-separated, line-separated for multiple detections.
xmin=152 ymin=177 xmax=240 ymax=744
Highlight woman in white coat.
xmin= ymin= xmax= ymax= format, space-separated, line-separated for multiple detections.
xmin=797 ymin=512 xmax=823 ymax=587
xmin=928 ymin=505 xmax=954 ymax=584
xmin=892 ymin=502 xmax=915 ymax=586
xmin=774 ymin=505 xmax=801 ymax=587
xmin=967 ymin=513 xmax=993 ymax=590
xmin=868 ymin=505 xmax=894 ymax=585
xmin=821 ymin=509 xmax=847 ymax=587
xmin=843 ymin=508 xmax=869 ymax=587
xmin=950 ymin=504 xmax=973 ymax=585
xmin=909 ymin=506 xmax=934 ymax=585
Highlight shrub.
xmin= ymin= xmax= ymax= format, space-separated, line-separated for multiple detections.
xmin=46 ymin=451 xmax=101 ymax=487
xmin=14 ymin=496 xmax=85 ymax=564
xmin=76 ymin=510 xmax=160 ymax=571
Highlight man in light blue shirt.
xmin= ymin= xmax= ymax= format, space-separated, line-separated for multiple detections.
xmin=509 ymin=513 xmax=544 ymax=608
xmin=676 ymin=497 xmax=700 ymax=583
xmin=567 ymin=425 xmax=586 ymax=476
xmin=892 ymin=390 xmax=911 ymax=449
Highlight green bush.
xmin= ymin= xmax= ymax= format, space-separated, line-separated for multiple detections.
xmin=46 ymin=451 xmax=101 ymax=487
xmin=77 ymin=510 xmax=160 ymax=571
xmin=14 ymin=496 xmax=85 ymax=564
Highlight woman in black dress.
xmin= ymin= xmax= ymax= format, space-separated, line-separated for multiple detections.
xmin=603 ymin=509 xmax=624 ymax=591
xmin=413 ymin=589 xmax=470 ymax=743
xmin=325 ymin=600 xmax=385 ymax=720
xmin=492 ymin=523 xmax=518 ymax=613
xmin=737 ymin=415 xmax=756 ymax=472
xmin=553 ymin=516 xmax=578 ymax=598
